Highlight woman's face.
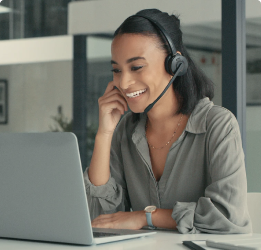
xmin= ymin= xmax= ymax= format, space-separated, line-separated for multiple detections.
xmin=111 ymin=34 xmax=172 ymax=113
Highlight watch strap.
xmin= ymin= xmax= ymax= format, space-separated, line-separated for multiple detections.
xmin=146 ymin=212 xmax=156 ymax=229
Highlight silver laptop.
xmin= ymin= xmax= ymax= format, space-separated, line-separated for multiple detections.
xmin=0 ymin=132 xmax=156 ymax=245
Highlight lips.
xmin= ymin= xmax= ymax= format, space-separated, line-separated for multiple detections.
xmin=126 ymin=89 xmax=147 ymax=98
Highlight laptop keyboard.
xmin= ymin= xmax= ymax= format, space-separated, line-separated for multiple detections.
xmin=93 ymin=232 xmax=121 ymax=238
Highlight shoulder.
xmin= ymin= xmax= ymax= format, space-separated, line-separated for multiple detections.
xmin=206 ymin=104 xmax=240 ymax=138
xmin=207 ymin=104 xmax=234 ymax=123
xmin=187 ymin=98 xmax=238 ymax=136
xmin=204 ymin=104 xmax=243 ymax=158
xmin=188 ymin=98 xmax=241 ymax=142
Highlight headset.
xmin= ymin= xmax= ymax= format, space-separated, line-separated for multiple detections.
xmin=129 ymin=14 xmax=188 ymax=113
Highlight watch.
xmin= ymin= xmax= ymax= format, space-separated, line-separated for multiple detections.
xmin=144 ymin=205 xmax=157 ymax=229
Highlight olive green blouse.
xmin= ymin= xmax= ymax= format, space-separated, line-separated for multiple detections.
xmin=84 ymin=97 xmax=252 ymax=234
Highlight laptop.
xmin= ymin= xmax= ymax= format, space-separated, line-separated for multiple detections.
xmin=0 ymin=132 xmax=156 ymax=245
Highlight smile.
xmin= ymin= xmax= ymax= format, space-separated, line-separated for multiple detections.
xmin=126 ymin=89 xmax=147 ymax=98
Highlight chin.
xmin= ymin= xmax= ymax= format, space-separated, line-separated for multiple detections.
xmin=127 ymin=98 xmax=150 ymax=114
xmin=128 ymin=106 xmax=145 ymax=114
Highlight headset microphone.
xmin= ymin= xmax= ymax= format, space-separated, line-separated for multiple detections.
xmin=144 ymin=64 xmax=183 ymax=113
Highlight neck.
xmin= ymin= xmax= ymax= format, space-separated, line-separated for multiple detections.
xmin=146 ymin=89 xmax=181 ymax=132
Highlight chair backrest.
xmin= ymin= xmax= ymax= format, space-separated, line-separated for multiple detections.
xmin=247 ymin=192 xmax=261 ymax=233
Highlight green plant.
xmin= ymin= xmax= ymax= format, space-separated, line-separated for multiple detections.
xmin=49 ymin=112 xmax=73 ymax=132
xmin=49 ymin=107 xmax=98 ymax=158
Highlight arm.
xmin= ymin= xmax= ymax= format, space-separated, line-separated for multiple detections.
xmin=85 ymin=81 xmax=129 ymax=219
xmin=92 ymin=208 xmax=177 ymax=230
xmin=88 ymin=81 xmax=128 ymax=186
xmin=171 ymin=109 xmax=252 ymax=234
xmin=88 ymin=132 xmax=112 ymax=186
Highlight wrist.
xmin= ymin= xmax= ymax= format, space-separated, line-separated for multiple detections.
xmin=96 ymin=130 xmax=113 ymax=141
xmin=136 ymin=210 xmax=147 ymax=228
xmin=151 ymin=209 xmax=177 ymax=229
xmin=144 ymin=205 xmax=157 ymax=229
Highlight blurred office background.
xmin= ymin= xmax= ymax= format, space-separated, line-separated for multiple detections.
xmin=0 ymin=0 xmax=260 ymax=191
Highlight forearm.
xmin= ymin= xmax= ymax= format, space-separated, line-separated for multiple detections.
xmin=88 ymin=131 xmax=113 ymax=186
xmin=152 ymin=208 xmax=177 ymax=229
xmin=92 ymin=209 xmax=177 ymax=230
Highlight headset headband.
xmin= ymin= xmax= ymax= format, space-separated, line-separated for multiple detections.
xmin=130 ymin=14 xmax=177 ymax=56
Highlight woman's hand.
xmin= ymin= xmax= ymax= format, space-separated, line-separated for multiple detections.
xmin=88 ymin=82 xmax=127 ymax=186
xmin=98 ymin=82 xmax=128 ymax=136
xmin=92 ymin=211 xmax=147 ymax=230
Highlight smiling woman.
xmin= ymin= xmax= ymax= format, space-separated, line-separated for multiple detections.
xmin=84 ymin=9 xmax=251 ymax=234
xmin=110 ymin=34 xmax=172 ymax=114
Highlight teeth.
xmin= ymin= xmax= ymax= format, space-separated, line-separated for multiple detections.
xmin=126 ymin=89 xmax=146 ymax=98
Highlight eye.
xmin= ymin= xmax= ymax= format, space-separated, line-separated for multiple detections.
xmin=131 ymin=66 xmax=143 ymax=71
xmin=111 ymin=68 xmax=121 ymax=73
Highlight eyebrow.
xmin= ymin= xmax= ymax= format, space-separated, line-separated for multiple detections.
xmin=111 ymin=56 xmax=146 ymax=65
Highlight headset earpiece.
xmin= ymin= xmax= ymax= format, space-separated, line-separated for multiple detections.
xmin=165 ymin=53 xmax=188 ymax=76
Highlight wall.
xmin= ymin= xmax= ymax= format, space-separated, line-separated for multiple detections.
xmin=0 ymin=61 xmax=72 ymax=132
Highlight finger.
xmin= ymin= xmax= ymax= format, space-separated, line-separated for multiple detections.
xmin=92 ymin=211 xmax=125 ymax=224
xmin=113 ymin=90 xmax=128 ymax=112
xmin=99 ymin=93 xmax=128 ymax=112
xmin=92 ymin=221 xmax=114 ymax=229
xmin=92 ymin=214 xmax=114 ymax=221
xmin=103 ymin=81 xmax=116 ymax=95
xmin=100 ymin=85 xmax=128 ymax=112
xmin=99 ymin=89 xmax=124 ymax=102
xmin=92 ymin=217 xmax=115 ymax=228
xmin=101 ymin=88 xmax=126 ymax=104
xmin=102 ymin=88 xmax=123 ymax=99
xmin=100 ymin=101 xmax=126 ymax=115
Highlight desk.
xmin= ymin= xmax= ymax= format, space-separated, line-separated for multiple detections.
xmin=1 ymin=231 xmax=261 ymax=250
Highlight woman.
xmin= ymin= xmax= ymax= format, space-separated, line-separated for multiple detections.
xmin=84 ymin=9 xmax=251 ymax=234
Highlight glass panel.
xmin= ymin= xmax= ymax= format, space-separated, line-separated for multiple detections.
xmin=86 ymin=36 xmax=113 ymax=162
xmin=0 ymin=0 xmax=70 ymax=40
xmin=0 ymin=0 xmax=72 ymax=141
xmin=246 ymin=1 xmax=261 ymax=192
xmin=183 ymin=22 xmax=222 ymax=106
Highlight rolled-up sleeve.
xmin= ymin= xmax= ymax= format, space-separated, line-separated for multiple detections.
xmin=172 ymin=109 xmax=252 ymax=234
xmin=84 ymin=169 xmax=124 ymax=220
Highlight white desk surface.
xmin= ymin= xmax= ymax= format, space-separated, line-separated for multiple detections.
xmin=1 ymin=231 xmax=261 ymax=250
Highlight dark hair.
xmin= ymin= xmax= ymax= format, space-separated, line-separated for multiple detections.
xmin=114 ymin=9 xmax=214 ymax=121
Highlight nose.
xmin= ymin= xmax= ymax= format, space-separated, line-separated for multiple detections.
xmin=119 ymin=71 xmax=135 ymax=90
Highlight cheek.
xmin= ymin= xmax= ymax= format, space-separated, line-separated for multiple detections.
xmin=112 ymin=74 xmax=120 ymax=86
xmin=143 ymin=67 xmax=168 ymax=90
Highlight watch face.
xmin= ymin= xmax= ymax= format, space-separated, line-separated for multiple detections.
xmin=145 ymin=205 xmax=157 ymax=213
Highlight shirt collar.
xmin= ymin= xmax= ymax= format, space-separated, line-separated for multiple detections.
xmin=185 ymin=97 xmax=213 ymax=134
xmin=132 ymin=97 xmax=213 ymax=144
xmin=132 ymin=112 xmax=147 ymax=145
